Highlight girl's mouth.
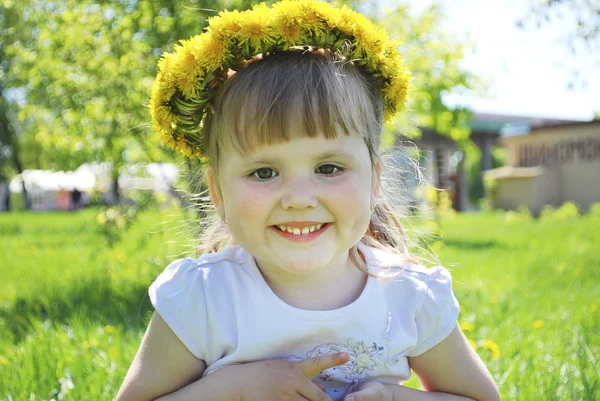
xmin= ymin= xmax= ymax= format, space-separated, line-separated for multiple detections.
xmin=270 ymin=223 xmax=332 ymax=242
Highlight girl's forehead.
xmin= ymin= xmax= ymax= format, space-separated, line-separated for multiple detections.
xmin=226 ymin=131 xmax=365 ymax=159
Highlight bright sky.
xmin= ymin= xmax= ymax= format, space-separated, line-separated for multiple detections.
xmin=378 ymin=0 xmax=600 ymax=121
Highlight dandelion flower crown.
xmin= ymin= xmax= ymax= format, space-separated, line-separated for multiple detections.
xmin=150 ymin=0 xmax=411 ymax=158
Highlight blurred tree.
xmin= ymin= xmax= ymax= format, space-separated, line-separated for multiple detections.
xmin=1 ymin=1 xmax=32 ymax=208
xmin=375 ymin=1 xmax=478 ymax=146
xmin=516 ymin=0 xmax=600 ymax=90
xmin=4 ymin=0 xmax=255 ymax=203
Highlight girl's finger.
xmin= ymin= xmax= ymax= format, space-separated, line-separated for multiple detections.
xmin=316 ymin=384 xmax=327 ymax=392
xmin=298 ymin=352 xmax=350 ymax=379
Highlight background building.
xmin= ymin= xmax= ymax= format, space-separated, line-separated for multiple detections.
xmin=485 ymin=119 xmax=600 ymax=214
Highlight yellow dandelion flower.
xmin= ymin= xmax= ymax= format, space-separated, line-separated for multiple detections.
xmin=0 ymin=355 xmax=7 ymax=365
xmin=295 ymin=0 xmax=328 ymax=36
xmin=351 ymin=22 xmax=386 ymax=58
xmin=238 ymin=4 xmax=274 ymax=50
xmin=172 ymin=40 xmax=203 ymax=98
xmin=382 ymin=75 xmax=409 ymax=121
xmin=332 ymin=5 xmax=358 ymax=33
xmin=482 ymin=340 xmax=500 ymax=360
xmin=104 ymin=325 xmax=117 ymax=333
xmin=208 ymin=9 xmax=243 ymax=39
xmin=460 ymin=322 xmax=475 ymax=332
xmin=151 ymin=104 xmax=175 ymax=134
xmin=109 ymin=346 xmax=119 ymax=360
xmin=592 ymin=304 xmax=598 ymax=312
xmin=156 ymin=52 xmax=178 ymax=87
xmin=89 ymin=338 xmax=99 ymax=347
xmin=533 ymin=320 xmax=544 ymax=329
xmin=96 ymin=212 xmax=107 ymax=225
xmin=272 ymin=2 xmax=306 ymax=44
xmin=489 ymin=296 xmax=498 ymax=304
xmin=467 ymin=339 xmax=478 ymax=351
xmin=190 ymin=33 xmax=228 ymax=72
xmin=83 ymin=340 xmax=90 ymax=349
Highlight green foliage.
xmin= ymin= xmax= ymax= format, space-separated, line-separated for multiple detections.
xmin=95 ymin=205 xmax=140 ymax=248
xmin=540 ymin=201 xmax=581 ymax=222
xmin=378 ymin=2 xmax=480 ymax=146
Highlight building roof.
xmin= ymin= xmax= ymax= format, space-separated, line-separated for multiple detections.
xmin=483 ymin=166 xmax=546 ymax=180
xmin=470 ymin=112 xmax=582 ymax=136
xmin=527 ymin=118 xmax=600 ymax=132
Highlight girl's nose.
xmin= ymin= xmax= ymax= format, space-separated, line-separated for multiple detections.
xmin=280 ymin=177 xmax=318 ymax=210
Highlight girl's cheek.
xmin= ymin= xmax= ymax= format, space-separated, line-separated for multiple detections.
xmin=235 ymin=184 xmax=275 ymax=212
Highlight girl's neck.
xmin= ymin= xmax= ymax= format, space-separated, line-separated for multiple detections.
xmin=256 ymin=251 xmax=368 ymax=311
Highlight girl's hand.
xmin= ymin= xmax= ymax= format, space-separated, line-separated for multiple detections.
xmin=218 ymin=352 xmax=350 ymax=401
xmin=344 ymin=381 xmax=394 ymax=401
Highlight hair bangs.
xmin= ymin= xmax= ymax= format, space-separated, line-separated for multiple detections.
xmin=205 ymin=50 xmax=380 ymax=162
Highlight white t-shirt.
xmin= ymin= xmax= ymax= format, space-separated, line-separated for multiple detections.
xmin=149 ymin=241 xmax=460 ymax=400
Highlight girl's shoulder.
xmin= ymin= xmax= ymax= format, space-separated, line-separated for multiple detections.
xmin=364 ymin=244 xmax=453 ymax=284
xmin=150 ymin=245 xmax=251 ymax=289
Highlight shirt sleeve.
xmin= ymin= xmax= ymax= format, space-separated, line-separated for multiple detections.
xmin=148 ymin=258 xmax=207 ymax=360
xmin=407 ymin=266 xmax=460 ymax=357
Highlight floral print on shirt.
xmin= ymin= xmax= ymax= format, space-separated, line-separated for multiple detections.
xmin=285 ymin=339 xmax=385 ymax=382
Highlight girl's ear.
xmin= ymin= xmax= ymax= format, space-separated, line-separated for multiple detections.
xmin=206 ymin=167 xmax=222 ymax=211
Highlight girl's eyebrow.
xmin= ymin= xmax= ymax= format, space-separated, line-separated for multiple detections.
xmin=244 ymin=150 xmax=358 ymax=164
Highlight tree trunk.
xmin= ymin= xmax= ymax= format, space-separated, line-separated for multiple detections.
xmin=110 ymin=175 xmax=120 ymax=205
xmin=11 ymin=150 xmax=30 ymax=210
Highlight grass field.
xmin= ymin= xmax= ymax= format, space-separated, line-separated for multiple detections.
xmin=0 ymin=206 xmax=598 ymax=400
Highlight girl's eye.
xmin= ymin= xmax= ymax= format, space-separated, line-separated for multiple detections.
xmin=317 ymin=164 xmax=344 ymax=176
xmin=250 ymin=164 xmax=343 ymax=181
xmin=251 ymin=168 xmax=277 ymax=180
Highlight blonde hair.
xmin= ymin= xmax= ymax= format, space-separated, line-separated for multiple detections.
xmin=189 ymin=48 xmax=418 ymax=275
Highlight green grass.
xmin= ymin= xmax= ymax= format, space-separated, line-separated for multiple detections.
xmin=0 ymin=207 xmax=598 ymax=400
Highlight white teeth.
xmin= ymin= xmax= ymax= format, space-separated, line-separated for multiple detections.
xmin=276 ymin=223 xmax=325 ymax=235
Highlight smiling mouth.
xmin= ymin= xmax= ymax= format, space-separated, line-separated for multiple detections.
xmin=270 ymin=223 xmax=332 ymax=240
xmin=273 ymin=223 xmax=328 ymax=234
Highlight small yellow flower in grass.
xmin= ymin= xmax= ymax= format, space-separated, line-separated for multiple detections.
xmin=489 ymin=296 xmax=498 ymax=304
xmin=533 ymin=320 xmax=544 ymax=329
xmin=89 ymin=338 xmax=99 ymax=347
xmin=467 ymin=339 xmax=478 ymax=351
xmin=114 ymin=251 xmax=126 ymax=263
xmin=109 ymin=346 xmax=119 ymax=360
xmin=96 ymin=212 xmax=107 ymax=225
xmin=482 ymin=340 xmax=500 ymax=360
xmin=592 ymin=304 xmax=598 ymax=312
xmin=460 ymin=322 xmax=474 ymax=332
xmin=104 ymin=325 xmax=116 ymax=333
xmin=0 ymin=355 xmax=8 ymax=365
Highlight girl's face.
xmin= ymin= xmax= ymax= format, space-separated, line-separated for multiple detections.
xmin=208 ymin=129 xmax=380 ymax=278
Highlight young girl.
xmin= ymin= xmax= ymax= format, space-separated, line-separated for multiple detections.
xmin=117 ymin=1 xmax=501 ymax=401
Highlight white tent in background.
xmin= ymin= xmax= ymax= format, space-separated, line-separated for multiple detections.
xmin=9 ymin=162 xmax=179 ymax=211
xmin=9 ymin=169 xmax=97 ymax=211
